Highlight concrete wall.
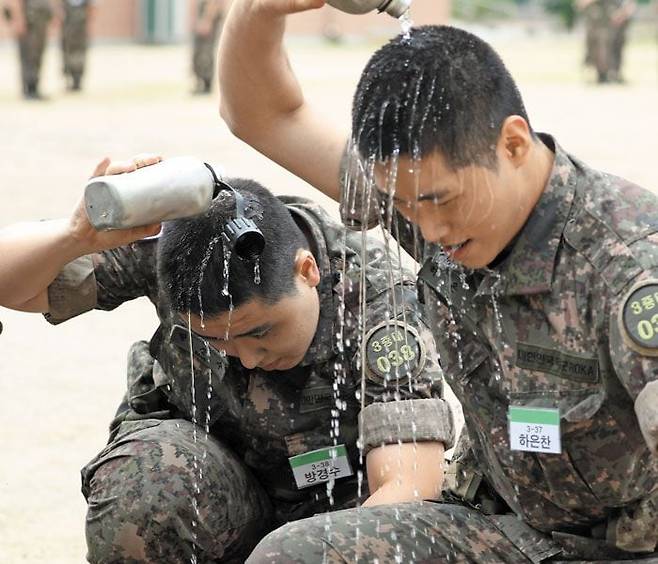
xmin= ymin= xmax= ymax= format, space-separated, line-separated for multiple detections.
xmin=0 ymin=0 xmax=450 ymax=42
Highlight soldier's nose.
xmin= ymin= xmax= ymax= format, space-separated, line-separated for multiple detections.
xmin=236 ymin=344 xmax=265 ymax=370
xmin=418 ymin=215 xmax=449 ymax=244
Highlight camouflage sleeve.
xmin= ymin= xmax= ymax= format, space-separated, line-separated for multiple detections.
xmin=357 ymin=283 xmax=455 ymax=454
xmin=45 ymin=238 xmax=159 ymax=325
xmin=608 ymin=235 xmax=658 ymax=456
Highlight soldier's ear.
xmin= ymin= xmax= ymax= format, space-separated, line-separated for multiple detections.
xmin=498 ymin=115 xmax=532 ymax=167
xmin=295 ymin=249 xmax=320 ymax=288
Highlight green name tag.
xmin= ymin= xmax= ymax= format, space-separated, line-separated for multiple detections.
xmin=288 ymin=444 xmax=353 ymax=489
xmin=509 ymin=406 xmax=561 ymax=454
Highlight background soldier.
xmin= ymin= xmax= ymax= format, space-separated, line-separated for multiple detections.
xmin=578 ymin=0 xmax=637 ymax=83
xmin=192 ymin=0 xmax=224 ymax=94
xmin=60 ymin=0 xmax=95 ymax=91
xmin=4 ymin=0 xmax=54 ymax=99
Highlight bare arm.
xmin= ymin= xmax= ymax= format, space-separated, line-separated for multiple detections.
xmin=217 ymin=0 xmax=346 ymax=201
xmin=363 ymin=441 xmax=445 ymax=506
xmin=0 ymin=157 xmax=161 ymax=312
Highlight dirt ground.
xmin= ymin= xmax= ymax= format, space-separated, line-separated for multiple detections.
xmin=0 ymin=24 xmax=657 ymax=563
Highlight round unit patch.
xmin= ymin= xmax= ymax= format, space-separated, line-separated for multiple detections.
xmin=364 ymin=320 xmax=426 ymax=385
xmin=620 ymin=280 xmax=658 ymax=357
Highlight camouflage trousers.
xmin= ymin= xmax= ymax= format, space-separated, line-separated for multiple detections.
xmin=246 ymin=502 xmax=658 ymax=563
xmin=81 ymin=418 xmax=273 ymax=564
xmin=61 ymin=5 xmax=88 ymax=79
xmin=192 ymin=19 xmax=222 ymax=87
xmin=18 ymin=6 xmax=51 ymax=89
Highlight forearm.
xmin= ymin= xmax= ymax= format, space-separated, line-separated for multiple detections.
xmin=217 ymin=0 xmax=345 ymax=201
xmin=364 ymin=442 xmax=445 ymax=507
xmin=0 ymin=219 xmax=90 ymax=310
xmin=363 ymin=481 xmax=419 ymax=506
xmin=218 ymin=0 xmax=304 ymax=136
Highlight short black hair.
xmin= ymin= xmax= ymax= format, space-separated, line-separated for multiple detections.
xmin=352 ymin=25 xmax=533 ymax=169
xmin=157 ymin=177 xmax=308 ymax=317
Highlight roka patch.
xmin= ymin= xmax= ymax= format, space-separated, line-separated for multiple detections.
xmin=516 ymin=342 xmax=599 ymax=384
xmin=619 ymin=279 xmax=658 ymax=357
xmin=364 ymin=320 xmax=425 ymax=385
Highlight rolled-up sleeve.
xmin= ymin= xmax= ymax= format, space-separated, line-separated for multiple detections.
xmin=360 ymin=397 xmax=455 ymax=455
xmin=44 ymin=238 xmax=159 ymax=325
xmin=45 ymin=255 xmax=97 ymax=324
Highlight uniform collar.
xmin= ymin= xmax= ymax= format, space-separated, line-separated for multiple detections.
xmin=286 ymin=205 xmax=337 ymax=368
xmin=477 ymin=134 xmax=577 ymax=297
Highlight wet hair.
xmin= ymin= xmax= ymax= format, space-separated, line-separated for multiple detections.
xmin=157 ymin=178 xmax=309 ymax=317
xmin=352 ymin=25 xmax=533 ymax=169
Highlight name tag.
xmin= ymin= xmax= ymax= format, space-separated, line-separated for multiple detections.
xmin=509 ymin=406 xmax=561 ymax=454
xmin=288 ymin=444 xmax=353 ymax=489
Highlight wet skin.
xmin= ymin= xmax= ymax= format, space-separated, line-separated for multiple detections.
xmin=182 ymin=250 xmax=321 ymax=371
xmin=374 ymin=117 xmax=554 ymax=269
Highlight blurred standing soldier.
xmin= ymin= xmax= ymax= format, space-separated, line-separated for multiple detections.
xmin=608 ymin=0 xmax=636 ymax=82
xmin=579 ymin=0 xmax=636 ymax=83
xmin=192 ymin=0 xmax=223 ymax=94
xmin=60 ymin=0 xmax=95 ymax=91
xmin=4 ymin=0 xmax=54 ymax=99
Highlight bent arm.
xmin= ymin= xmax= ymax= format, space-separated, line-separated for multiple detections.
xmin=217 ymin=0 xmax=346 ymax=201
xmin=364 ymin=441 xmax=445 ymax=506
xmin=0 ymin=219 xmax=90 ymax=311
xmin=0 ymin=156 xmax=161 ymax=312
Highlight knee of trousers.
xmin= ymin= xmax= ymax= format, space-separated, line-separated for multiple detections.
xmin=84 ymin=419 xmax=271 ymax=563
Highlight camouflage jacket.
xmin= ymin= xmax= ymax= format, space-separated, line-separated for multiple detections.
xmin=46 ymin=195 xmax=454 ymax=503
xmin=342 ymin=134 xmax=658 ymax=553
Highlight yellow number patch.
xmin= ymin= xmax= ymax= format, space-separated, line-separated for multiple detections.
xmin=364 ymin=320 xmax=426 ymax=385
xmin=620 ymin=280 xmax=658 ymax=357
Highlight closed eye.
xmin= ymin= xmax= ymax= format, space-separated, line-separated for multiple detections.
xmin=238 ymin=325 xmax=272 ymax=340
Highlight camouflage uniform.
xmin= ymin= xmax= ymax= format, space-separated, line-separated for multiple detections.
xmin=582 ymin=0 xmax=632 ymax=83
xmin=16 ymin=0 xmax=53 ymax=98
xmin=192 ymin=0 xmax=223 ymax=93
xmin=61 ymin=0 xmax=92 ymax=91
xmin=46 ymin=196 xmax=454 ymax=563
xmin=246 ymin=135 xmax=658 ymax=562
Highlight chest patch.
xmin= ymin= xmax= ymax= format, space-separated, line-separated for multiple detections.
xmin=364 ymin=320 xmax=425 ymax=385
xmin=299 ymin=386 xmax=334 ymax=414
xmin=516 ymin=342 xmax=599 ymax=384
xmin=619 ymin=280 xmax=658 ymax=357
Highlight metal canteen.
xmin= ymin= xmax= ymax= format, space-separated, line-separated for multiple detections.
xmin=84 ymin=156 xmax=216 ymax=230
xmin=325 ymin=0 xmax=411 ymax=18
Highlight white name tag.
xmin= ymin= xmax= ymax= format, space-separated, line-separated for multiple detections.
xmin=289 ymin=444 xmax=353 ymax=489
xmin=509 ymin=406 xmax=561 ymax=454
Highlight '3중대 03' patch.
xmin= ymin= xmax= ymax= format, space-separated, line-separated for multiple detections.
xmin=364 ymin=320 xmax=426 ymax=385
xmin=620 ymin=279 xmax=658 ymax=357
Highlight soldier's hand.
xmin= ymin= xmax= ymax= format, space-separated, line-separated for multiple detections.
xmin=67 ymin=154 xmax=163 ymax=254
xmin=252 ymin=0 xmax=326 ymax=17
